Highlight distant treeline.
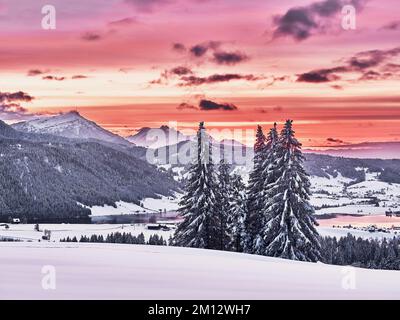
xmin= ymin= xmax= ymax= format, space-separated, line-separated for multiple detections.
xmin=60 ymin=232 xmax=167 ymax=246
xmin=321 ymin=234 xmax=400 ymax=270
xmin=0 ymin=237 xmax=21 ymax=242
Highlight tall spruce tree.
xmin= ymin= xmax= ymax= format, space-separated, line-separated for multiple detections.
xmin=243 ymin=125 xmax=267 ymax=253
xmin=215 ymin=158 xmax=232 ymax=250
xmin=227 ymin=174 xmax=247 ymax=252
xmin=172 ymin=122 xmax=220 ymax=249
xmin=253 ymin=123 xmax=279 ymax=255
xmin=261 ymin=120 xmax=321 ymax=262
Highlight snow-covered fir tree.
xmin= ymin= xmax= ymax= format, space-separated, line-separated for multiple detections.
xmin=253 ymin=123 xmax=279 ymax=255
xmin=243 ymin=125 xmax=268 ymax=253
xmin=243 ymin=126 xmax=267 ymax=253
xmin=261 ymin=120 xmax=321 ymax=262
xmin=227 ymin=174 xmax=247 ymax=252
xmin=215 ymin=158 xmax=233 ymax=250
xmin=172 ymin=122 xmax=220 ymax=249
xmin=254 ymin=125 xmax=267 ymax=152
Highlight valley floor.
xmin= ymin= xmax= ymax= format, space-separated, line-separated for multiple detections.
xmin=0 ymin=242 xmax=399 ymax=299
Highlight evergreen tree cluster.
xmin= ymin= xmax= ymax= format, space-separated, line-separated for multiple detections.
xmin=172 ymin=122 xmax=247 ymax=252
xmin=321 ymin=234 xmax=400 ymax=271
xmin=172 ymin=120 xmax=321 ymax=262
xmin=60 ymin=232 xmax=167 ymax=246
xmin=170 ymin=120 xmax=400 ymax=270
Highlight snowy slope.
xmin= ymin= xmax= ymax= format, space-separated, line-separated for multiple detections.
xmin=80 ymin=201 xmax=154 ymax=217
xmin=12 ymin=111 xmax=131 ymax=146
xmin=1 ymin=242 xmax=400 ymax=299
xmin=79 ymin=194 xmax=181 ymax=217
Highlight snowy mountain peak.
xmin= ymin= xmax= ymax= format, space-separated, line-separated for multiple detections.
xmin=12 ymin=111 xmax=132 ymax=146
xmin=66 ymin=110 xmax=80 ymax=115
xmin=59 ymin=110 xmax=83 ymax=119
xmin=126 ymin=125 xmax=190 ymax=148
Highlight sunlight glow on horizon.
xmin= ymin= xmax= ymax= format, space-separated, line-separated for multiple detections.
xmin=1 ymin=0 xmax=399 ymax=147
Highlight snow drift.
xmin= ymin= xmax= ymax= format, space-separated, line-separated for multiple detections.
xmin=0 ymin=242 xmax=399 ymax=299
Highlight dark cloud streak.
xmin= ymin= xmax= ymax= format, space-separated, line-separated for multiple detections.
xmin=71 ymin=75 xmax=88 ymax=79
xmin=199 ymin=99 xmax=238 ymax=111
xmin=381 ymin=20 xmax=400 ymax=31
xmin=172 ymin=43 xmax=186 ymax=52
xmin=27 ymin=69 xmax=47 ymax=77
xmin=297 ymin=46 xmax=400 ymax=83
xmin=177 ymin=102 xmax=198 ymax=110
xmin=189 ymin=41 xmax=221 ymax=57
xmin=42 ymin=75 xmax=66 ymax=81
xmin=0 ymin=91 xmax=35 ymax=119
xmin=179 ymin=73 xmax=264 ymax=86
xmin=81 ymin=32 xmax=102 ymax=41
xmin=212 ymin=51 xmax=249 ymax=65
xmin=327 ymin=137 xmax=345 ymax=144
xmin=272 ymin=0 xmax=367 ymax=41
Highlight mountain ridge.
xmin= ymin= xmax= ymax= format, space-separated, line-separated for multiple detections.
xmin=0 ymin=120 xmax=179 ymax=221
xmin=304 ymin=141 xmax=400 ymax=159
xmin=12 ymin=111 xmax=132 ymax=146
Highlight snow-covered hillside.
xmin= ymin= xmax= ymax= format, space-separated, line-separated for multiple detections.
xmin=311 ymin=170 xmax=400 ymax=216
xmin=78 ymin=194 xmax=181 ymax=217
xmin=12 ymin=111 xmax=131 ymax=146
xmin=1 ymin=242 xmax=399 ymax=299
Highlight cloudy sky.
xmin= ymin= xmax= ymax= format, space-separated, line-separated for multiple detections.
xmin=0 ymin=0 xmax=399 ymax=146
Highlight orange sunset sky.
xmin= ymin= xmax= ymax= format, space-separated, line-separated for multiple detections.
xmin=0 ymin=0 xmax=399 ymax=147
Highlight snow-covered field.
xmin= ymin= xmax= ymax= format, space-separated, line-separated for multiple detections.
xmin=1 ymin=221 xmax=397 ymax=244
xmin=0 ymin=223 xmax=175 ymax=242
xmin=315 ymin=204 xmax=388 ymax=216
xmin=1 ymin=242 xmax=399 ymax=299
xmin=317 ymin=226 xmax=395 ymax=240
xmin=318 ymin=214 xmax=400 ymax=228
xmin=311 ymin=171 xmax=400 ymax=216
